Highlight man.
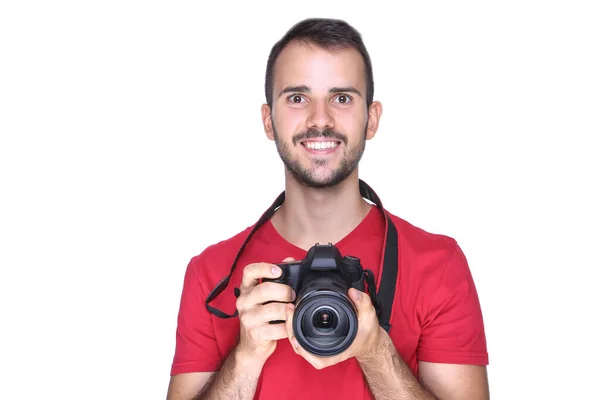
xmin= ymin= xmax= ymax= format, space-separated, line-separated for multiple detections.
xmin=167 ymin=18 xmax=489 ymax=400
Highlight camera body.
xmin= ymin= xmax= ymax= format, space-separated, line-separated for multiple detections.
xmin=263 ymin=243 xmax=370 ymax=357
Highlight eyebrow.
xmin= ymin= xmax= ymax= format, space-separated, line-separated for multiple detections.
xmin=278 ymin=85 xmax=362 ymax=98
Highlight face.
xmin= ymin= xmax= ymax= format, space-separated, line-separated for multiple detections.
xmin=262 ymin=41 xmax=382 ymax=189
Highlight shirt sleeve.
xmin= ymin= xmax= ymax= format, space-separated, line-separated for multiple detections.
xmin=417 ymin=244 xmax=489 ymax=365
xmin=170 ymin=256 xmax=223 ymax=375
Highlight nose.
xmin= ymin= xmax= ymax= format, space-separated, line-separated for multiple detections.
xmin=307 ymin=100 xmax=334 ymax=130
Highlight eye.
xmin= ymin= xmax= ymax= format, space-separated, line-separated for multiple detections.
xmin=333 ymin=94 xmax=352 ymax=104
xmin=287 ymin=94 xmax=306 ymax=104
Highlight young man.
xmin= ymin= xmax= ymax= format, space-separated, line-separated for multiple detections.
xmin=167 ymin=18 xmax=489 ymax=400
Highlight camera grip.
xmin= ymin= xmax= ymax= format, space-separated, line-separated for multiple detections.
xmin=262 ymin=260 xmax=303 ymax=290
xmin=350 ymin=277 xmax=366 ymax=292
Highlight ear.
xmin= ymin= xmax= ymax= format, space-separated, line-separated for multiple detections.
xmin=365 ymin=101 xmax=383 ymax=140
xmin=261 ymin=104 xmax=275 ymax=141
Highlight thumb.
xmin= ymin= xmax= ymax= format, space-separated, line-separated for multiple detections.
xmin=349 ymin=288 xmax=370 ymax=313
xmin=282 ymin=257 xmax=296 ymax=262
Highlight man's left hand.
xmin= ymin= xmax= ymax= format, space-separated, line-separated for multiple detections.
xmin=285 ymin=287 xmax=385 ymax=369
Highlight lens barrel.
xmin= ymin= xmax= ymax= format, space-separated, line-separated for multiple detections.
xmin=292 ymin=276 xmax=359 ymax=357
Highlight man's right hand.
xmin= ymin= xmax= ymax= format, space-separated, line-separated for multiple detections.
xmin=234 ymin=258 xmax=297 ymax=363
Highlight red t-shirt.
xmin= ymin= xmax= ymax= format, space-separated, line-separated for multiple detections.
xmin=171 ymin=205 xmax=488 ymax=399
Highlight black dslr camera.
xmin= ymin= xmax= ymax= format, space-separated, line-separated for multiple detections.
xmin=263 ymin=243 xmax=378 ymax=357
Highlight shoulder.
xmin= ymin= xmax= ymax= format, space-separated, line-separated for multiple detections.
xmin=189 ymin=226 xmax=253 ymax=266
xmin=384 ymin=209 xmax=473 ymax=293
xmin=186 ymin=225 xmax=254 ymax=284
xmin=386 ymin=210 xmax=459 ymax=257
xmin=385 ymin=210 xmax=480 ymax=310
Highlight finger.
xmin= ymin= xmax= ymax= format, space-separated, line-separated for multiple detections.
xmin=245 ymin=281 xmax=296 ymax=306
xmin=254 ymin=323 xmax=289 ymax=342
xmin=281 ymin=257 xmax=295 ymax=262
xmin=247 ymin=302 xmax=292 ymax=326
xmin=285 ymin=305 xmax=301 ymax=354
xmin=286 ymin=308 xmax=309 ymax=357
xmin=348 ymin=288 xmax=374 ymax=318
xmin=285 ymin=303 xmax=295 ymax=340
xmin=240 ymin=262 xmax=282 ymax=291
xmin=288 ymin=335 xmax=326 ymax=369
xmin=289 ymin=332 xmax=301 ymax=354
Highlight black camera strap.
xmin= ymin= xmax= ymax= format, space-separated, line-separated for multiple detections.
xmin=205 ymin=179 xmax=398 ymax=333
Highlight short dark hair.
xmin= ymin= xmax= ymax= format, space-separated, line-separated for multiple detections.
xmin=264 ymin=18 xmax=374 ymax=109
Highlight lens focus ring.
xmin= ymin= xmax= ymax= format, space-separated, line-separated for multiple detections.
xmin=292 ymin=290 xmax=358 ymax=357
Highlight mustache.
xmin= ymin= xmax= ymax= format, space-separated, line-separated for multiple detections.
xmin=292 ymin=128 xmax=348 ymax=146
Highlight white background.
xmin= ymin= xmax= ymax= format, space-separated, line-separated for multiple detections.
xmin=1 ymin=1 xmax=598 ymax=399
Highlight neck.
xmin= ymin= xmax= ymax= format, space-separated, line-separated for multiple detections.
xmin=271 ymin=170 xmax=372 ymax=251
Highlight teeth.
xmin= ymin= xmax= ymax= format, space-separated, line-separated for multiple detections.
xmin=304 ymin=141 xmax=339 ymax=150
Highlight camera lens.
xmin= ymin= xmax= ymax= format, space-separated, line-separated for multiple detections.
xmin=313 ymin=308 xmax=337 ymax=330
xmin=293 ymin=289 xmax=358 ymax=357
xmin=292 ymin=273 xmax=360 ymax=357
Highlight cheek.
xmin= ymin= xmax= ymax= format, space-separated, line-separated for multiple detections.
xmin=275 ymin=108 xmax=307 ymax=134
xmin=335 ymin=110 xmax=367 ymax=136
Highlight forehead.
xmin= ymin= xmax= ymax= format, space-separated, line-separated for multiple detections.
xmin=273 ymin=40 xmax=366 ymax=93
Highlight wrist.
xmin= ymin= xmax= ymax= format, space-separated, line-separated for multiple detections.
xmin=356 ymin=326 xmax=392 ymax=366
xmin=233 ymin=345 xmax=269 ymax=372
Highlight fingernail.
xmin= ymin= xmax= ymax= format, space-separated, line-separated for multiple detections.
xmin=271 ymin=266 xmax=280 ymax=276
xmin=352 ymin=289 xmax=362 ymax=301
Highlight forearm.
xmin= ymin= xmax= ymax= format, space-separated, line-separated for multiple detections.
xmin=194 ymin=346 xmax=265 ymax=400
xmin=357 ymin=330 xmax=436 ymax=400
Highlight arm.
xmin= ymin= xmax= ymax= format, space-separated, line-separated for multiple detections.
xmin=356 ymin=330 xmax=489 ymax=400
xmin=356 ymin=328 xmax=437 ymax=400
xmin=167 ymin=259 xmax=295 ymax=400
xmin=414 ymin=243 xmax=489 ymax=399
xmin=285 ymin=270 xmax=488 ymax=399
xmin=167 ymin=347 xmax=267 ymax=400
xmin=418 ymin=361 xmax=489 ymax=400
xmin=167 ymin=372 xmax=215 ymax=400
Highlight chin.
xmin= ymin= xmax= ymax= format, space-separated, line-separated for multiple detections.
xmin=292 ymin=170 xmax=352 ymax=189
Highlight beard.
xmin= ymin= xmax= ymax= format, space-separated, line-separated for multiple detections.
xmin=272 ymin=121 xmax=367 ymax=189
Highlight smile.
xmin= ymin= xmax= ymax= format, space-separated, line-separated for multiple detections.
xmin=301 ymin=140 xmax=340 ymax=150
